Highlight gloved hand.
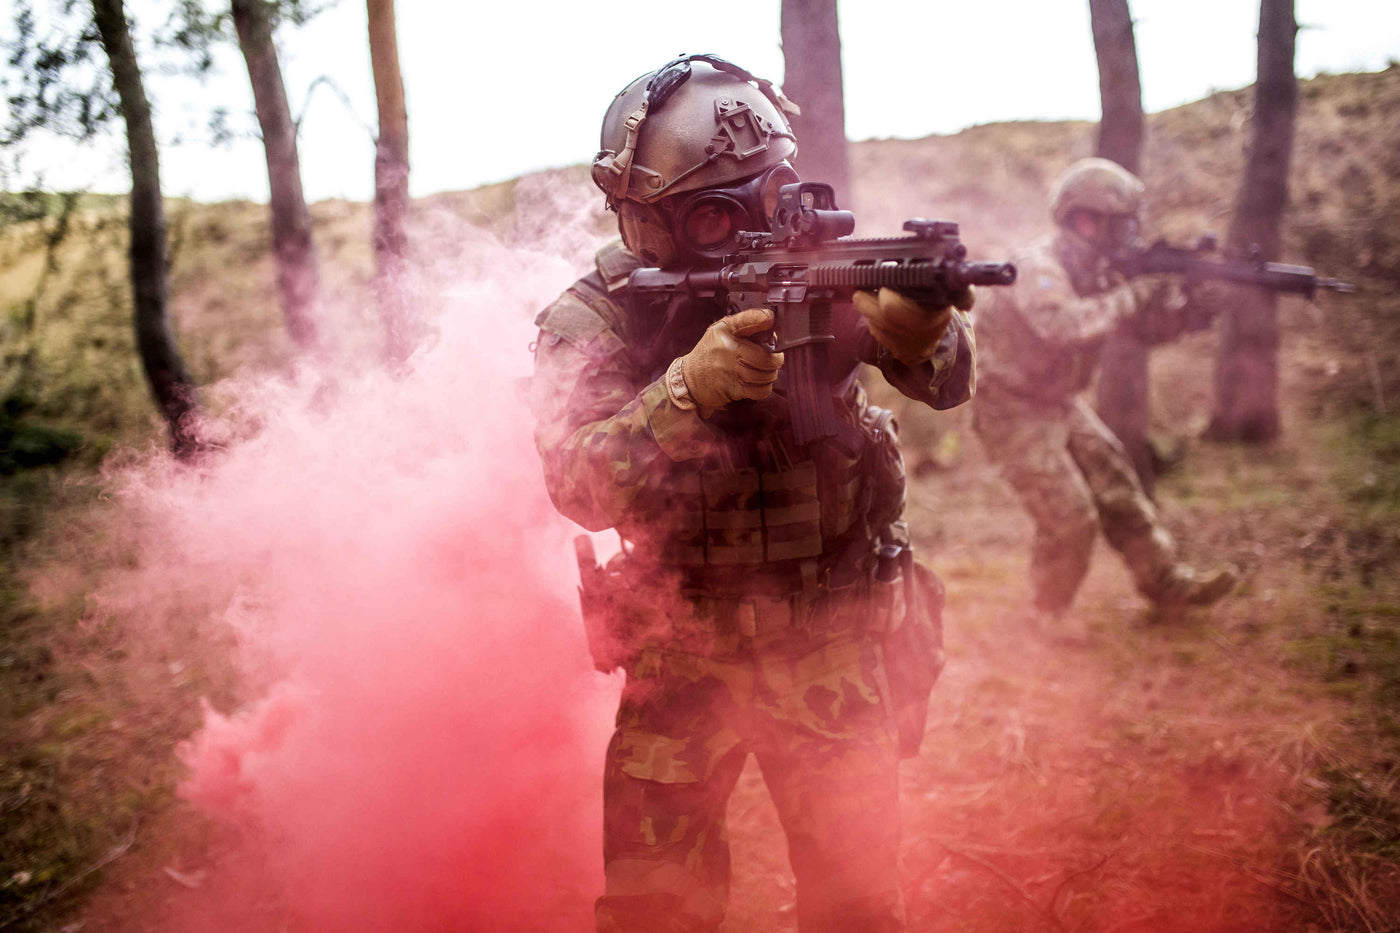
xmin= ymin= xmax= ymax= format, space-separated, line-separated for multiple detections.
xmin=679 ymin=308 xmax=785 ymax=409
xmin=853 ymin=286 xmax=974 ymax=366
xmin=1129 ymin=273 xmax=1189 ymax=313
xmin=1127 ymin=274 xmax=1195 ymax=344
xmin=1180 ymin=280 xmax=1225 ymax=333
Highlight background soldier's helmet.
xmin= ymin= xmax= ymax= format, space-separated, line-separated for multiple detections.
xmin=591 ymin=54 xmax=800 ymax=266
xmin=1049 ymin=157 xmax=1146 ymax=227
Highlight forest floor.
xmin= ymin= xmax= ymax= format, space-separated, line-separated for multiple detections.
xmin=718 ymin=330 xmax=1400 ymax=932
xmin=54 ymin=331 xmax=1400 ymax=933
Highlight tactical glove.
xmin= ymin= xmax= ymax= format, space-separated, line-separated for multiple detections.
xmin=1129 ymin=273 xmax=1189 ymax=313
xmin=853 ymin=286 xmax=974 ymax=366
xmin=1128 ymin=274 xmax=1198 ymax=344
xmin=677 ymin=308 xmax=785 ymax=409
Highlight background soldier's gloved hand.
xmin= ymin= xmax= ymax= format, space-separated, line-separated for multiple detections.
xmin=1127 ymin=274 xmax=1195 ymax=343
xmin=1129 ymin=273 xmax=1189 ymax=313
xmin=679 ymin=308 xmax=785 ymax=409
xmin=1181 ymin=279 xmax=1229 ymax=332
xmin=853 ymin=286 xmax=973 ymax=366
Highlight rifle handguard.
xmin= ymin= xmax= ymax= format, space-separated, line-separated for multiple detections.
xmin=628 ymin=185 xmax=1019 ymax=447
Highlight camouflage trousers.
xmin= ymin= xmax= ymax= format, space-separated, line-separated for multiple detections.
xmin=595 ymin=615 xmax=905 ymax=933
xmin=971 ymin=387 xmax=1182 ymax=614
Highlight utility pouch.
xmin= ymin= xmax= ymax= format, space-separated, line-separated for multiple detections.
xmin=859 ymin=403 xmax=907 ymax=533
xmin=878 ymin=523 xmax=947 ymax=758
xmin=574 ymin=535 xmax=630 ymax=673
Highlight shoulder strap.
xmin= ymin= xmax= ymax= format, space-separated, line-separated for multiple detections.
xmin=595 ymin=239 xmax=642 ymax=294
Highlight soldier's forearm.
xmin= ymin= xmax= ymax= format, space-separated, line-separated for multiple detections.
xmin=538 ymin=379 xmax=716 ymax=530
xmin=872 ymin=311 xmax=976 ymax=410
xmin=1028 ymin=282 xmax=1141 ymax=346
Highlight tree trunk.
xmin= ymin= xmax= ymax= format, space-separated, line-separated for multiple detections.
xmin=1207 ymin=0 xmax=1296 ymax=443
xmin=780 ymin=0 xmax=851 ymax=208
xmin=91 ymin=0 xmax=201 ymax=457
xmin=231 ymin=0 xmax=322 ymax=353
xmin=1089 ymin=0 xmax=1144 ymax=174
xmin=1088 ymin=0 xmax=1155 ymax=494
xmin=367 ymin=0 xmax=413 ymax=365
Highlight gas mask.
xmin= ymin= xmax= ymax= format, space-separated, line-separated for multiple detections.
xmin=617 ymin=162 xmax=801 ymax=267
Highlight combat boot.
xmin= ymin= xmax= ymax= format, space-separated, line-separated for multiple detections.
xmin=1151 ymin=564 xmax=1238 ymax=608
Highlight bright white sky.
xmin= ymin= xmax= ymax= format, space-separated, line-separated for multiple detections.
xmin=8 ymin=0 xmax=1400 ymax=203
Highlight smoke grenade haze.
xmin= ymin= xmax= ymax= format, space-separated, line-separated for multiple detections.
xmin=110 ymin=185 xmax=619 ymax=930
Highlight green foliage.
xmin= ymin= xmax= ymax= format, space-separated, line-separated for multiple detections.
xmin=1341 ymin=415 xmax=1400 ymax=511
xmin=0 ymin=0 xmax=114 ymax=148
xmin=163 ymin=0 xmax=333 ymax=72
xmin=0 ymin=413 xmax=84 ymax=474
xmin=1264 ymin=399 xmax=1400 ymax=928
xmin=0 ymin=189 xmax=76 ymax=227
xmin=0 ymin=463 xmax=247 ymax=932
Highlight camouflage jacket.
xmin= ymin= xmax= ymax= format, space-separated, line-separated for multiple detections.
xmin=529 ymin=240 xmax=976 ymax=573
xmin=975 ymin=233 xmax=1182 ymax=406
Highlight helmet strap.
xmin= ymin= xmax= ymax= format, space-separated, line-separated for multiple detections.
xmin=609 ymin=99 xmax=650 ymax=203
xmin=602 ymin=53 xmax=799 ymax=207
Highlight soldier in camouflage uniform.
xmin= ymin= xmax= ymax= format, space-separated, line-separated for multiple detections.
xmin=972 ymin=157 xmax=1236 ymax=622
xmin=529 ymin=55 xmax=975 ymax=932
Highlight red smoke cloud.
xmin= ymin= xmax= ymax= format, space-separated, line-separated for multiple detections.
xmin=115 ymin=202 xmax=620 ymax=930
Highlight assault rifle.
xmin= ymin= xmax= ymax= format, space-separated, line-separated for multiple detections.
xmin=1110 ymin=233 xmax=1355 ymax=299
xmin=629 ymin=181 xmax=1017 ymax=447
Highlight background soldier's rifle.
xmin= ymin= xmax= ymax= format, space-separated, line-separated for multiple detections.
xmin=628 ymin=181 xmax=1017 ymax=448
xmin=1110 ymin=233 xmax=1356 ymax=300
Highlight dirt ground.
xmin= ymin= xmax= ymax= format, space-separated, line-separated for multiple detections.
xmin=713 ymin=332 xmax=1369 ymax=932
xmin=64 ymin=326 xmax=1379 ymax=933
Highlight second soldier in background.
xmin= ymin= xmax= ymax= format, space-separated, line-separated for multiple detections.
xmin=972 ymin=157 xmax=1236 ymax=630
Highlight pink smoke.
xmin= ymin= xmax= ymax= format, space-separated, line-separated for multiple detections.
xmin=113 ymin=193 xmax=620 ymax=930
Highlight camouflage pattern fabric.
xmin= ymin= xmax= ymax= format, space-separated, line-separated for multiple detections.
xmin=973 ymin=391 xmax=1184 ymax=614
xmin=974 ymin=233 xmax=1149 ymax=402
xmin=971 ymin=232 xmax=1197 ymax=613
xmin=530 ymin=240 xmax=975 ymax=539
xmin=596 ymin=630 xmax=903 ymax=933
xmin=531 ymin=240 xmax=976 ymax=932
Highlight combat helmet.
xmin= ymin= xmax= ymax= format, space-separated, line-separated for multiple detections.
xmin=1049 ymin=157 xmax=1145 ymax=228
xmin=592 ymin=54 xmax=799 ymax=207
xmin=591 ymin=54 xmax=801 ymax=266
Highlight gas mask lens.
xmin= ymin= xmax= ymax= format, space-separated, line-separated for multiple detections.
xmin=680 ymin=197 xmax=742 ymax=250
xmin=671 ymin=163 xmax=801 ymax=259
